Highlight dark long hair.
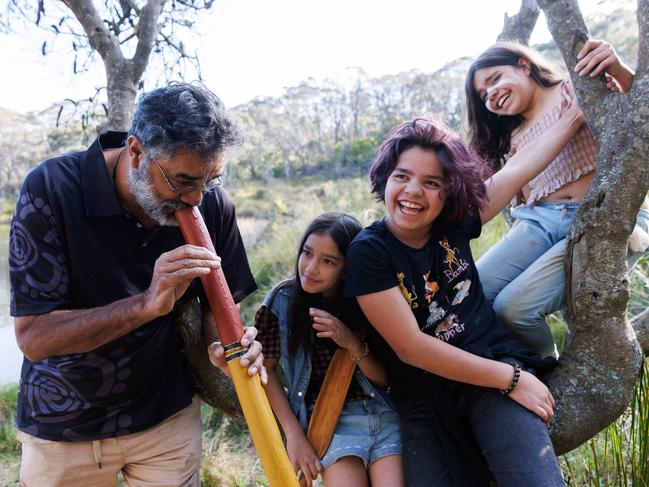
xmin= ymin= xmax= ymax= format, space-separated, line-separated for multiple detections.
xmin=287 ymin=212 xmax=363 ymax=356
xmin=464 ymin=42 xmax=563 ymax=168
xmin=370 ymin=117 xmax=491 ymax=223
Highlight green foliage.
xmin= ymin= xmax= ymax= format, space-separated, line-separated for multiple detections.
xmin=0 ymin=384 xmax=19 ymax=468
xmin=0 ymin=386 xmax=19 ymax=487
xmin=330 ymin=136 xmax=381 ymax=174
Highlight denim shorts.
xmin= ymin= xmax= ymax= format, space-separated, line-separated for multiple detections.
xmin=320 ymin=398 xmax=402 ymax=469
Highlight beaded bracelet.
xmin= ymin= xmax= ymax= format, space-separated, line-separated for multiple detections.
xmin=350 ymin=342 xmax=369 ymax=362
xmin=499 ymin=362 xmax=521 ymax=395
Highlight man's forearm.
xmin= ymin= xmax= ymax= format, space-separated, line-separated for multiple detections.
xmin=15 ymin=292 xmax=156 ymax=362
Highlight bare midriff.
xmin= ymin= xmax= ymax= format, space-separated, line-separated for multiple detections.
xmin=521 ymin=171 xmax=595 ymax=204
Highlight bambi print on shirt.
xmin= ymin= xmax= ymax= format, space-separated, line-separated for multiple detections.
xmin=439 ymin=237 xmax=469 ymax=282
xmin=420 ymin=236 xmax=472 ymax=342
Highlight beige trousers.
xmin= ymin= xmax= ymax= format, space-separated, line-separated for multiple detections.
xmin=18 ymin=395 xmax=202 ymax=487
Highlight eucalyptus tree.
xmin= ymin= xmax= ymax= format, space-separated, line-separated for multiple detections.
xmin=3 ymin=0 xmax=215 ymax=130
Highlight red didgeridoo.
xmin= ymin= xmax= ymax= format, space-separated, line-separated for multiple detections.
xmin=175 ymin=206 xmax=298 ymax=487
xmin=176 ymin=206 xmax=243 ymax=345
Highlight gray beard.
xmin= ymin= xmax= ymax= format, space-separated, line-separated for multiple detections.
xmin=126 ymin=160 xmax=189 ymax=226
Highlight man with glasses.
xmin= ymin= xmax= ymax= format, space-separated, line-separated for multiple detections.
xmin=9 ymin=82 xmax=263 ymax=486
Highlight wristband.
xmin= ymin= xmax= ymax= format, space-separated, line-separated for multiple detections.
xmin=499 ymin=362 xmax=521 ymax=395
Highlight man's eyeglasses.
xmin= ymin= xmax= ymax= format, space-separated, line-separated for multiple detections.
xmin=153 ymin=157 xmax=223 ymax=195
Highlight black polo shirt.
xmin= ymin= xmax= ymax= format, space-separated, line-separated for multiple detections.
xmin=9 ymin=131 xmax=257 ymax=441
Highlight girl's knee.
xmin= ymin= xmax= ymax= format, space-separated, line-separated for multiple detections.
xmin=493 ymin=292 xmax=530 ymax=329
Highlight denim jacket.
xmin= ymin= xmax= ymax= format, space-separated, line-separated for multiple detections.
xmin=263 ymin=281 xmax=396 ymax=431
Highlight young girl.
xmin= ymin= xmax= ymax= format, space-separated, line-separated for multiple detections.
xmin=465 ymin=40 xmax=649 ymax=358
xmin=344 ymin=112 xmax=584 ymax=485
xmin=256 ymin=212 xmax=404 ymax=487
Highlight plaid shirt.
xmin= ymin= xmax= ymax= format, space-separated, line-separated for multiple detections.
xmin=255 ymin=305 xmax=368 ymax=407
xmin=506 ymin=79 xmax=598 ymax=205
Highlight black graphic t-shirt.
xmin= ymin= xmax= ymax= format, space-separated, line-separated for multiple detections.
xmin=345 ymin=216 xmax=553 ymax=401
xmin=9 ymin=132 xmax=257 ymax=441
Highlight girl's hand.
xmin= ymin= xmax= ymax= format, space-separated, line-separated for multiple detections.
xmin=508 ymin=370 xmax=555 ymax=425
xmin=286 ymin=429 xmax=322 ymax=487
xmin=575 ymin=39 xmax=634 ymax=92
xmin=310 ymin=308 xmax=359 ymax=350
xmin=575 ymin=39 xmax=621 ymax=78
xmin=605 ymin=73 xmax=620 ymax=93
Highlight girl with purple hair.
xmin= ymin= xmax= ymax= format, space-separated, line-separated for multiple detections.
xmin=344 ymin=112 xmax=583 ymax=485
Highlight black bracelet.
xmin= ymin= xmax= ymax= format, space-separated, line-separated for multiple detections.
xmin=500 ymin=362 xmax=521 ymax=395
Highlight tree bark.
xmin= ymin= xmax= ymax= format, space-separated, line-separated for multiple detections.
xmin=536 ymin=0 xmax=647 ymax=455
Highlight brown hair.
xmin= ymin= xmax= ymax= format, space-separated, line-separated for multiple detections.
xmin=464 ymin=42 xmax=563 ymax=168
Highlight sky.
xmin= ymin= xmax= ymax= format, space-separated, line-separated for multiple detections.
xmin=0 ymin=0 xmax=632 ymax=113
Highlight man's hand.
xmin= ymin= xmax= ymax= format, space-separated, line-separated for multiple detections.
xmin=143 ymin=244 xmax=221 ymax=318
xmin=208 ymin=327 xmax=268 ymax=385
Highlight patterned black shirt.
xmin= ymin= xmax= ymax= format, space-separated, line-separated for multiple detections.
xmin=9 ymin=132 xmax=256 ymax=441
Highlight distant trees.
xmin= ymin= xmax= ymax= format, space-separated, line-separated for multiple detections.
xmin=2 ymin=1 xmax=216 ymax=130
xmin=229 ymin=63 xmax=470 ymax=181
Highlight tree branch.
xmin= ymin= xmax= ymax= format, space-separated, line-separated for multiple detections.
xmin=62 ymin=0 xmax=123 ymax=66
xmin=537 ymin=0 xmax=610 ymax=138
xmin=131 ymin=0 xmax=165 ymax=81
xmin=497 ymin=0 xmax=540 ymax=45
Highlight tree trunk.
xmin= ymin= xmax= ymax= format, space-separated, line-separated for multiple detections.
xmin=535 ymin=0 xmax=648 ymax=455
xmin=105 ymin=63 xmax=138 ymax=131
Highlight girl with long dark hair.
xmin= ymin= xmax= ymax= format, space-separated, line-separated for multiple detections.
xmin=257 ymin=212 xmax=404 ymax=487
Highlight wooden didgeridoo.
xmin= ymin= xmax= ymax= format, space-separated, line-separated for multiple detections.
xmin=306 ymin=348 xmax=356 ymax=457
xmin=176 ymin=206 xmax=298 ymax=487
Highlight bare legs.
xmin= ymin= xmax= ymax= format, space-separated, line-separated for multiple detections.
xmin=322 ymin=455 xmax=404 ymax=487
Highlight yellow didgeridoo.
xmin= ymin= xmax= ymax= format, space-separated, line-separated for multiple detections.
xmin=176 ymin=206 xmax=299 ymax=487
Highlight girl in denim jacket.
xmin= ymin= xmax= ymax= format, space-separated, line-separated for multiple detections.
xmin=256 ymin=212 xmax=404 ymax=487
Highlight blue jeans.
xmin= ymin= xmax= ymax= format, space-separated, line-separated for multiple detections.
xmin=399 ymin=381 xmax=563 ymax=486
xmin=477 ymin=204 xmax=649 ymax=358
